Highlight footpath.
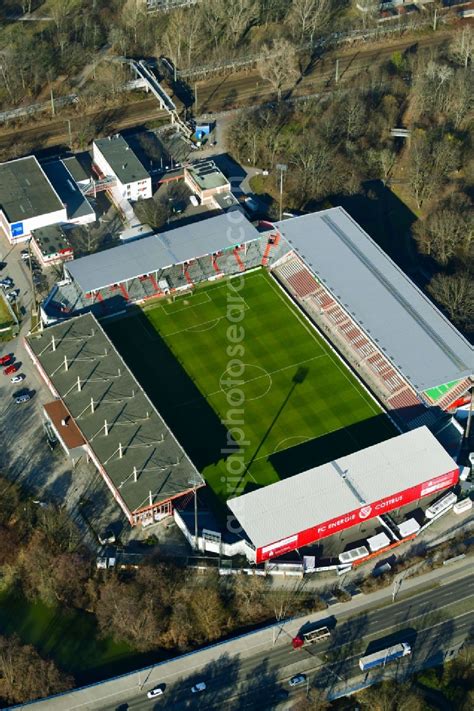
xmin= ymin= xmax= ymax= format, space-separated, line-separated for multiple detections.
xmin=11 ymin=555 xmax=473 ymax=711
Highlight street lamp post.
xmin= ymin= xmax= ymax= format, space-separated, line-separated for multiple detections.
xmin=276 ymin=163 xmax=287 ymax=222
xmin=27 ymin=242 xmax=37 ymax=317
xmin=189 ymin=477 xmax=199 ymax=551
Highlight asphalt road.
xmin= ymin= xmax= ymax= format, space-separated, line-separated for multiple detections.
xmin=0 ymin=30 xmax=453 ymax=153
xmin=96 ymin=574 xmax=473 ymax=711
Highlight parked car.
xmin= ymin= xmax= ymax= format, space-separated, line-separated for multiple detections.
xmin=191 ymin=682 xmax=206 ymax=693
xmin=0 ymin=261 xmax=6 ymax=270
xmin=4 ymin=364 xmax=18 ymax=376
xmin=0 ymin=354 xmax=13 ymax=366
xmin=15 ymin=393 xmax=31 ymax=404
xmin=11 ymin=374 xmax=25 ymax=384
xmin=189 ymin=194 xmax=199 ymax=207
xmin=0 ymin=277 xmax=13 ymax=288
xmin=98 ymin=529 xmax=116 ymax=545
xmin=20 ymin=250 xmax=30 ymax=261
xmin=288 ymin=674 xmax=307 ymax=687
xmin=146 ymin=684 xmax=165 ymax=699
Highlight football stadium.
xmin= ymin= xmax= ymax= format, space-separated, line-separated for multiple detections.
xmin=105 ymin=268 xmax=394 ymax=501
xmin=29 ymin=207 xmax=472 ymax=562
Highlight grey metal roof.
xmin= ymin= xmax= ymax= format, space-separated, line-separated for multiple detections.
xmin=94 ymin=135 xmax=150 ymax=185
xmin=26 ymin=313 xmax=203 ymax=516
xmin=66 ymin=213 xmax=259 ymax=293
xmin=228 ymin=427 xmax=457 ymax=550
xmin=0 ymin=156 xmax=64 ymax=224
xmin=63 ymin=156 xmax=90 ymax=184
xmin=277 ymin=208 xmax=473 ymax=392
xmin=42 ymin=160 xmax=95 ymax=222
xmin=186 ymin=160 xmax=229 ymax=191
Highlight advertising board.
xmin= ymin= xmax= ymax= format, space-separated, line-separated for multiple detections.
xmin=256 ymin=468 xmax=458 ymax=563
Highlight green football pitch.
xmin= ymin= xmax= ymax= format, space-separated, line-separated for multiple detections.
xmin=106 ymin=270 xmax=395 ymax=501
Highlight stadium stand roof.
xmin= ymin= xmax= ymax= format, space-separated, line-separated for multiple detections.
xmin=66 ymin=213 xmax=260 ymax=293
xmin=0 ymin=156 xmax=64 ymax=223
xmin=228 ymin=426 xmax=457 ymax=550
xmin=26 ymin=313 xmax=203 ymax=516
xmin=277 ymin=208 xmax=473 ymax=392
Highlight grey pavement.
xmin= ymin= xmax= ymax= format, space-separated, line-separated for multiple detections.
xmin=12 ymin=555 xmax=473 ymax=710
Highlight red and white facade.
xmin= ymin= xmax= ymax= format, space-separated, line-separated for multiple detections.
xmin=228 ymin=427 xmax=459 ymax=564
xmin=255 ymin=469 xmax=458 ymax=563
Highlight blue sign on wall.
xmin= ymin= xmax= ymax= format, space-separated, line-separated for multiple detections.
xmin=11 ymin=222 xmax=24 ymax=237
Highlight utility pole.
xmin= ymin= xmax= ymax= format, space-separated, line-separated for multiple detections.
xmin=28 ymin=242 xmax=37 ymax=317
xmin=189 ymin=477 xmax=199 ymax=551
xmin=194 ymin=485 xmax=198 ymax=550
xmin=50 ymin=87 xmax=55 ymax=116
xmin=66 ymin=119 xmax=73 ymax=150
xmin=276 ymin=163 xmax=287 ymax=222
xmin=465 ymin=386 xmax=473 ymax=439
xmin=335 ymin=58 xmax=340 ymax=83
xmin=194 ymin=82 xmax=198 ymax=116
xmin=433 ymin=7 xmax=438 ymax=31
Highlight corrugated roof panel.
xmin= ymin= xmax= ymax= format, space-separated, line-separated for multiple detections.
xmin=66 ymin=213 xmax=259 ymax=293
xmin=228 ymin=427 xmax=457 ymax=549
xmin=276 ymin=208 xmax=473 ymax=391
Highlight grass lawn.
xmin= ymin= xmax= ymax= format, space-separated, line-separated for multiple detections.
xmin=0 ymin=293 xmax=14 ymax=329
xmin=106 ymin=270 xmax=395 ymax=501
xmin=0 ymin=589 xmax=158 ymax=684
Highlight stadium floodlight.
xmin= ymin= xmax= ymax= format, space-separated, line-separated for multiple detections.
xmin=276 ymin=164 xmax=287 ymax=222
xmin=189 ymin=475 xmax=201 ymax=551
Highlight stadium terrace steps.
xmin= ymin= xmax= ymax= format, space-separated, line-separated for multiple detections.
xmin=387 ymin=388 xmax=423 ymax=413
xmin=233 ymin=247 xmax=245 ymax=272
xmin=148 ymin=274 xmax=162 ymax=294
xmin=119 ymin=283 xmax=130 ymax=301
xmin=436 ymin=378 xmax=472 ymax=410
xmin=276 ymin=258 xmax=319 ymax=299
xmin=272 ymin=259 xmax=430 ymax=427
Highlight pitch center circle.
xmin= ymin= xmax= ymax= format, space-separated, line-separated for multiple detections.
xmin=219 ymin=363 xmax=272 ymax=401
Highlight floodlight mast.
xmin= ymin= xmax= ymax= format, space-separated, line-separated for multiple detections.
xmin=276 ymin=164 xmax=287 ymax=222
xmin=189 ymin=477 xmax=200 ymax=551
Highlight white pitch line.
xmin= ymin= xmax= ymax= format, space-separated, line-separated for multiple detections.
xmin=205 ymin=354 xmax=327 ymax=400
xmin=265 ymin=275 xmax=380 ymax=417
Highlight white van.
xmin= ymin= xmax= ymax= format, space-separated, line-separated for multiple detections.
xmin=189 ymin=195 xmax=199 ymax=207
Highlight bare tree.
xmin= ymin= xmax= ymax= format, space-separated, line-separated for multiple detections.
xmin=413 ymin=194 xmax=473 ymax=265
xmin=358 ymin=680 xmax=424 ymax=711
xmin=428 ymin=272 xmax=474 ymax=331
xmin=161 ymin=9 xmax=186 ymax=67
xmin=353 ymin=0 xmax=379 ymax=30
xmin=293 ymin=688 xmax=332 ymax=710
xmin=225 ymin=0 xmax=258 ymax=48
xmin=121 ymin=0 xmax=147 ymax=47
xmin=445 ymin=68 xmax=474 ymax=129
xmin=0 ymin=634 xmax=73 ymax=704
xmin=199 ymin=0 xmax=227 ymax=51
xmin=450 ymin=26 xmax=474 ymax=69
xmin=134 ymin=197 xmax=171 ymax=229
xmin=50 ymin=0 xmax=80 ymax=34
xmin=287 ymin=0 xmax=332 ymax=43
xmin=407 ymin=129 xmax=459 ymax=210
xmin=257 ymin=39 xmax=299 ymax=100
